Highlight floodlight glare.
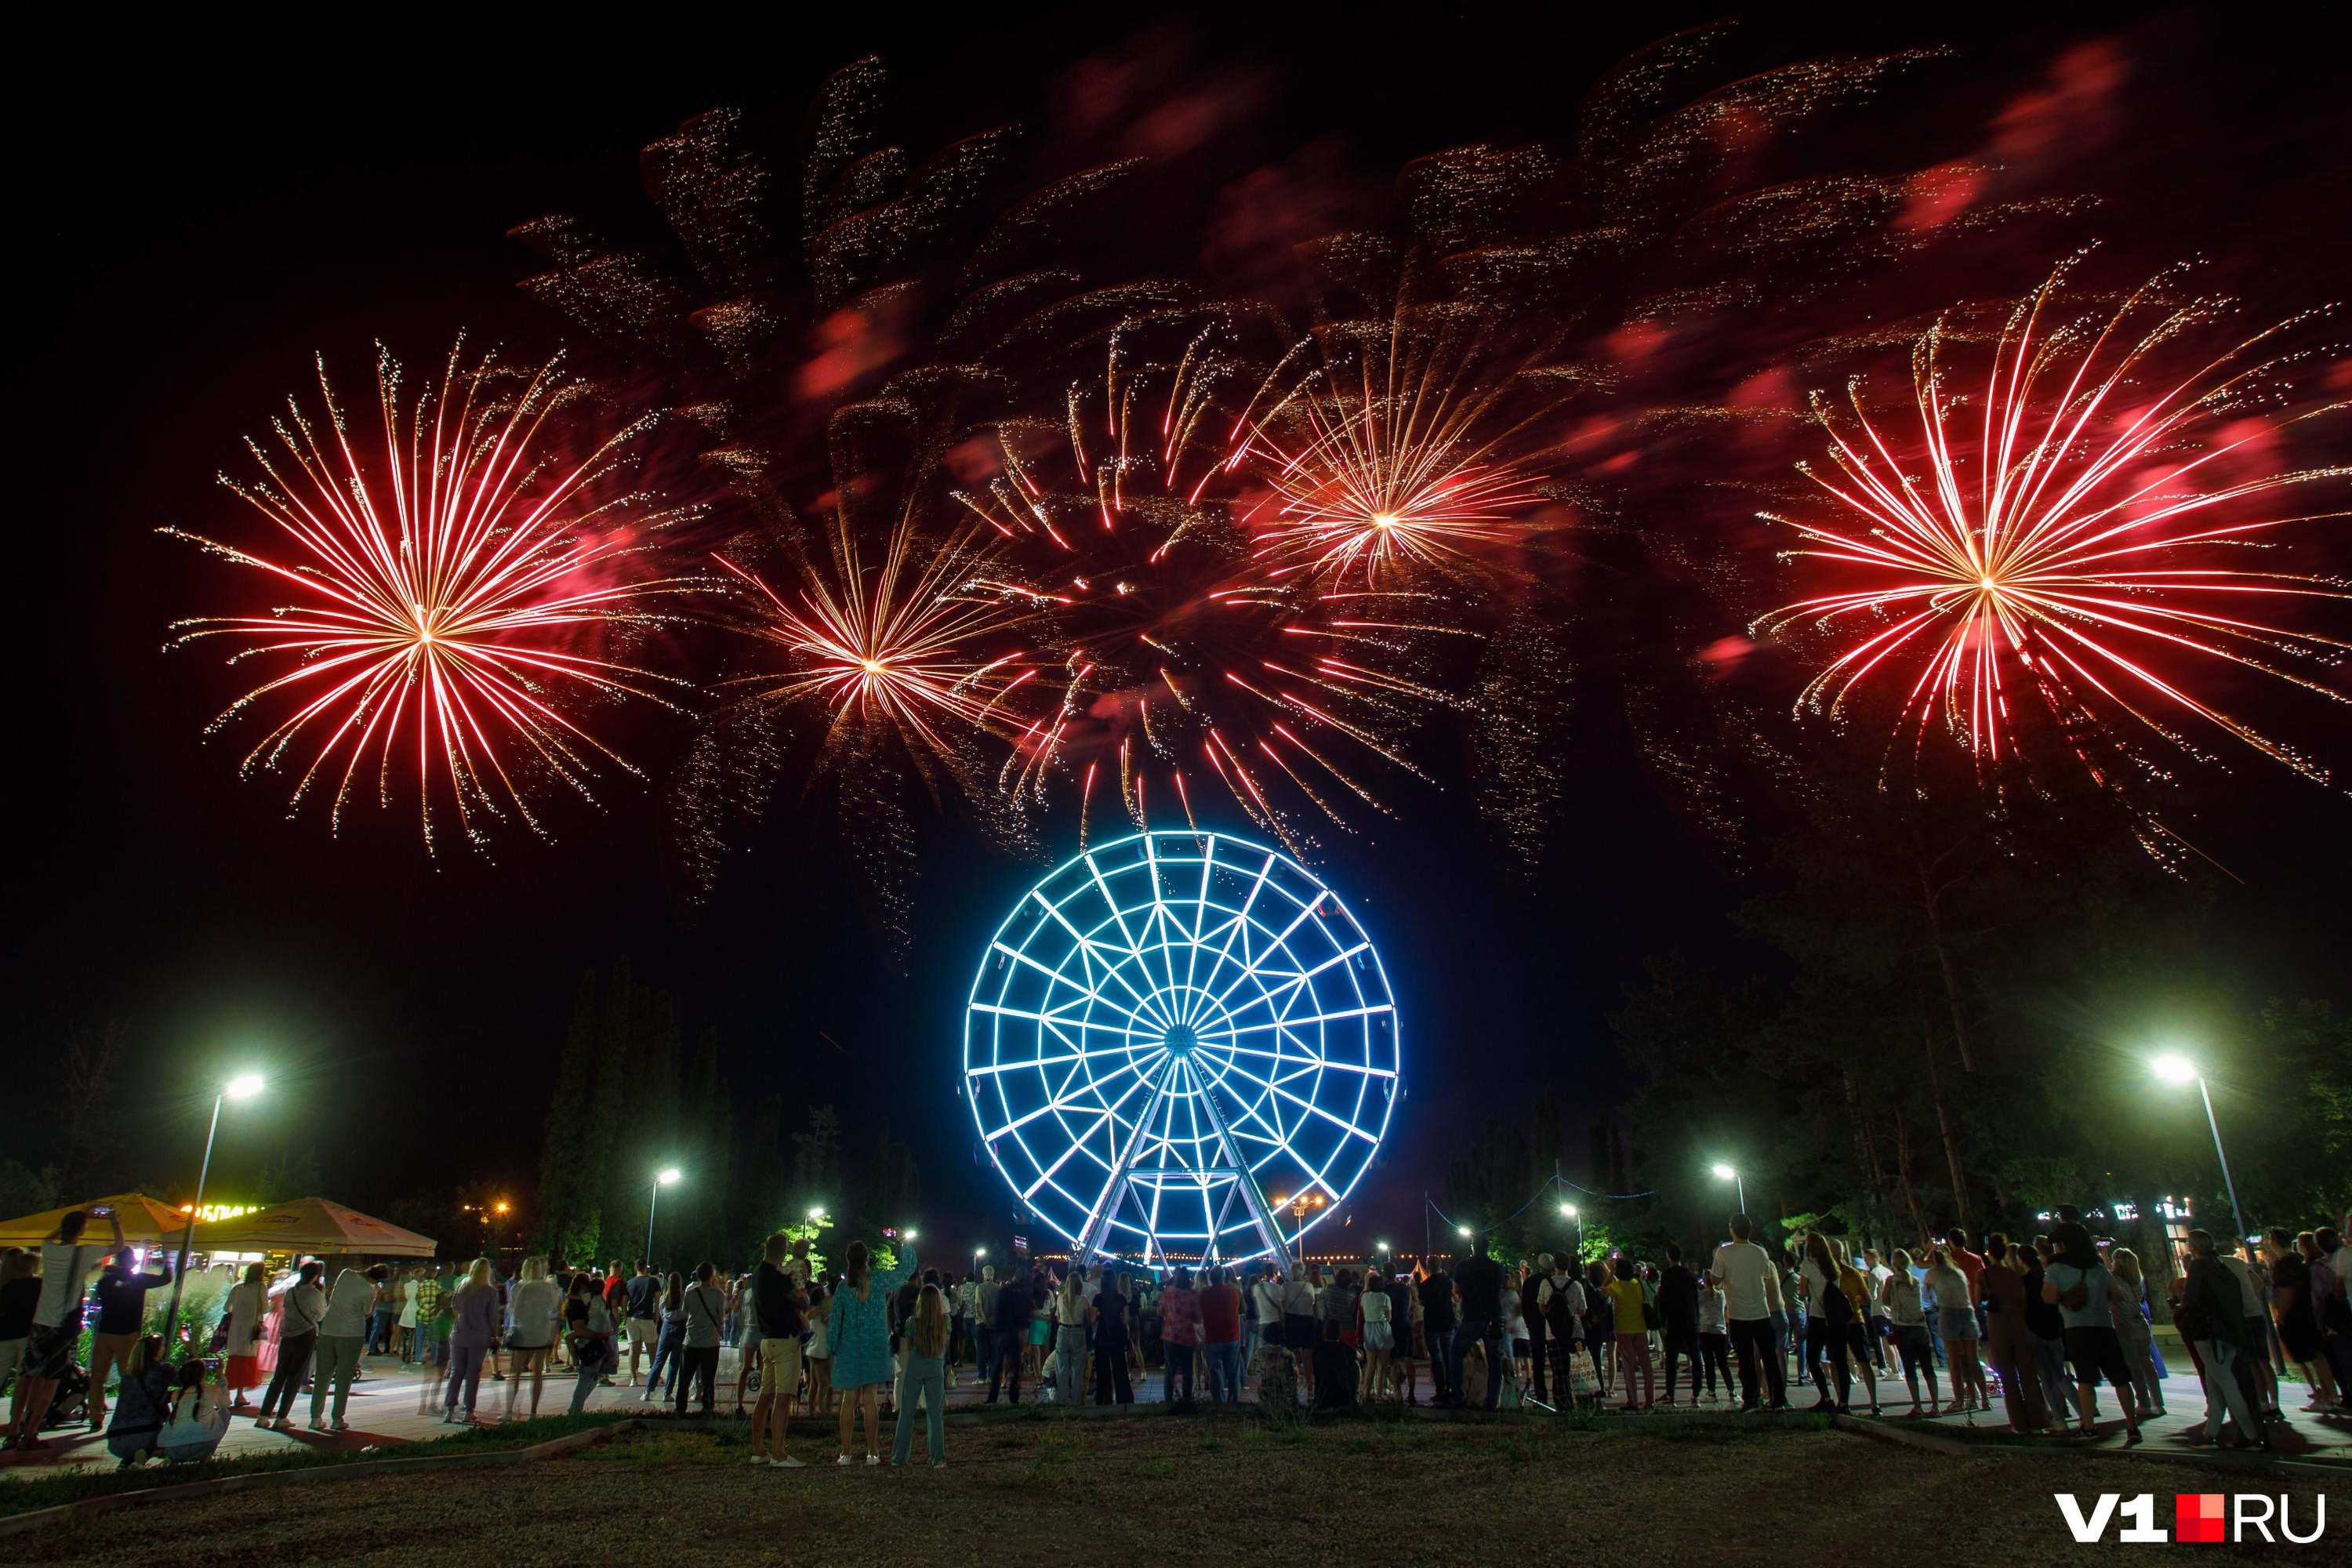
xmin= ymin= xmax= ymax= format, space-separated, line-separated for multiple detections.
xmin=224 ymin=1073 xmax=264 ymax=1101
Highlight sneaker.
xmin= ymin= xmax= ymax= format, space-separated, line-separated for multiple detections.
xmin=308 ymin=1418 xmax=328 ymax=1432
xmin=330 ymin=1420 xmax=348 ymax=1432
xmin=837 ymin=1454 xmax=853 ymax=1466
xmin=775 ymin=1455 xmax=806 ymax=1468
xmin=865 ymin=1453 xmax=880 ymax=1465
xmin=931 ymin=1459 xmax=947 ymax=1468
xmin=748 ymin=1455 xmax=770 ymax=1467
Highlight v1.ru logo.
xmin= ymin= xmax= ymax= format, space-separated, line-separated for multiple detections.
xmin=2054 ymin=1492 xmax=2326 ymax=1544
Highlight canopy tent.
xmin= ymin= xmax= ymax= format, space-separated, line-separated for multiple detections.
xmin=193 ymin=1196 xmax=435 ymax=1258
xmin=0 ymin=1192 xmax=193 ymax=1249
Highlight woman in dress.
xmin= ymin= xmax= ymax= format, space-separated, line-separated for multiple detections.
xmin=220 ymin=1262 xmax=268 ymax=1410
xmin=829 ymin=1237 xmax=917 ymax=1465
xmin=396 ymin=1266 xmax=420 ymax=1362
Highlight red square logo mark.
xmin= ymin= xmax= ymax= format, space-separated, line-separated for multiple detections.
xmin=2176 ymin=1494 xmax=2227 ymax=1543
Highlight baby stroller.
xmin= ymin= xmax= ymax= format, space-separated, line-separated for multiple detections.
xmin=41 ymin=1365 xmax=91 ymax=1430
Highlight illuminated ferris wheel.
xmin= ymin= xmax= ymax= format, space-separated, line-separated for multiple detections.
xmin=963 ymin=830 xmax=1399 ymax=1267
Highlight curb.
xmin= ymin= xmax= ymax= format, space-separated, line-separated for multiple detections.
xmin=1830 ymin=1414 xmax=2347 ymax=1479
xmin=0 ymin=1421 xmax=633 ymax=1540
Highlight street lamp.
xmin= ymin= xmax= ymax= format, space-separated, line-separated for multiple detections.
xmin=2152 ymin=1054 xmax=2252 ymax=1251
xmin=1559 ymin=1202 xmax=1582 ymax=1261
xmin=1711 ymin=1163 xmax=1747 ymax=1215
xmin=162 ymin=1072 xmax=265 ymax=1349
xmin=645 ymin=1168 xmax=681 ymax=1263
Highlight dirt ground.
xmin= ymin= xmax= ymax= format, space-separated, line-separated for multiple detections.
xmin=13 ymin=1415 xmax=2341 ymax=1566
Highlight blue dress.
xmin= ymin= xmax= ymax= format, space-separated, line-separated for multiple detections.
xmin=827 ymin=1247 xmax=916 ymax=1389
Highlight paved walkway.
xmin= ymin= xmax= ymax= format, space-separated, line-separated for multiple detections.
xmin=8 ymin=1341 xmax=2342 ymax=1477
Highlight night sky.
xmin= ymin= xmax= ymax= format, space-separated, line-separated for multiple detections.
xmin=20 ymin=7 xmax=2348 ymax=1255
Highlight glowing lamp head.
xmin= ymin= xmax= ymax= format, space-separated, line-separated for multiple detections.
xmin=224 ymin=1073 xmax=265 ymax=1102
xmin=903 ymin=1228 xmax=918 ymax=1242
xmin=975 ymin=1247 xmax=987 ymax=1258
xmin=1711 ymin=1163 xmax=1737 ymax=1181
xmin=656 ymin=1168 xmax=681 ymax=1186
xmin=1560 ymin=1203 xmax=1578 ymax=1218
xmin=807 ymin=1206 xmax=826 ymax=1221
xmin=2152 ymin=1054 xmax=2198 ymax=1085
xmin=1376 ymin=1240 xmax=1391 ymax=1251
xmin=1457 ymin=1225 xmax=1473 ymax=1239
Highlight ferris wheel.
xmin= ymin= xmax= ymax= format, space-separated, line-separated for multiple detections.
xmin=963 ymin=829 xmax=1399 ymax=1267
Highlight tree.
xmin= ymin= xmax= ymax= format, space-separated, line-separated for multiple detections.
xmin=0 ymin=1160 xmax=60 ymax=1221
xmin=536 ymin=970 xmax=608 ymax=1262
xmin=793 ymin=1104 xmax=841 ymax=1206
xmin=56 ymin=1019 xmax=127 ymax=1196
xmin=256 ymin=1146 xmax=322 ymax=1203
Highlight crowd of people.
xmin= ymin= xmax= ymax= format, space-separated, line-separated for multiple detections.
xmin=5 ymin=1200 xmax=2347 ymax=1474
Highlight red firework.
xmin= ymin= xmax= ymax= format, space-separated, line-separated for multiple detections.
xmin=1756 ymin=260 xmax=2350 ymax=794
xmin=166 ymin=342 xmax=696 ymax=849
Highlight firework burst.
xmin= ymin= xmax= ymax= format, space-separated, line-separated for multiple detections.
xmin=1755 ymin=260 xmax=2350 ymax=797
xmin=1235 ymin=314 xmax=1568 ymax=590
xmin=708 ymin=514 xmax=1039 ymax=783
xmin=166 ymin=342 xmax=697 ymax=849
xmin=953 ymin=316 xmax=1464 ymax=850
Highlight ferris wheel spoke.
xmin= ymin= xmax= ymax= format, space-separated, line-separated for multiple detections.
xmin=1015 ymin=1065 xmax=1161 ymax=1200
xmin=1181 ymin=851 xmax=1280 ymax=1020
xmin=993 ymin=939 xmax=1165 ymax=1033
xmin=1210 ymin=1054 xmax=1381 ymax=1145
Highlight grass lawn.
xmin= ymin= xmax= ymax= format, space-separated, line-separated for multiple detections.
xmin=7 ymin=1411 xmax=2336 ymax=1563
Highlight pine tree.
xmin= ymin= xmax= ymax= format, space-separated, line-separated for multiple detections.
xmin=536 ymin=970 xmax=607 ymax=1263
xmin=793 ymin=1104 xmax=840 ymax=1207
xmin=674 ymin=1026 xmax=733 ymax=1270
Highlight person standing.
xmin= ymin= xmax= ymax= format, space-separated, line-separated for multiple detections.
xmin=1657 ymin=1244 xmax=1702 ymax=1407
xmin=1053 ymin=1268 xmax=1089 ymax=1406
xmin=1540 ymin=1257 xmax=1588 ymax=1405
xmin=310 ymin=1261 xmax=381 ymax=1432
xmin=438 ymin=1258 xmax=499 ymax=1425
xmin=1159 ymin=1266 xmax=1201 ymax=1405
xmin=890 ymin=1284 xmax=952 ymax=1468
xmin=1454 ymin=1239 xmax=1506 ymax=1410
xmin=87 ymin=1245 xmax=172 ymax=1429
xmin=830 ymin=1238 xmax=918 ymax=1465
xmin=0 ymin=1250 xmax=40 ymax=1439
xmin=217 ymin=1261 xmax=269 ymax=1411
xmin=673 ymin=1262 xmax=727 ymax=1415
xmin=622 ymin=1261 xmax=662 ymax=1388
xmin=2042 ymin=1234 xmax=2143 ymax=1443
xmin=395 ymin=1267 xmax=421 ymax=1362
xmin=1091 ymin=1268 xmax=1136 ymax=1404
xmin=972 ymin=1265 xmax=1000 ymax=1394
xmin=2262 ymin=1228 xmax=2342 ymax=1412
xmin=503 ymin=1257 xmax=561 ymax=1421
xmin=1250 ymin=1268 xmax=1286 ymax=1395
xmin=1708 ymin=1214 xmax=1786 ymax=1412
xmin=1694 ymin=1265 xmax=1731 ymax=1403
xmin=2175 ymin=1229 xmax=2267 ymax=1449
xmin=2107 ymin=1247 xmax=2169 ymax=1420
xmin=257 ymin=1261 xmax=325 ymax=1432
xmin=748 ymin=1234 xmax=809 ymax=1468
xmin=6 ymin=1207 xmax=121 ymax=1450
xmin=1606 ymin=1255 xmax=1655 ymax=1410
xmin=986 ymin=1261 xmax=1030 ymax=1404
xmin=1975 ymin=1242 xmax=2045 ymax=1432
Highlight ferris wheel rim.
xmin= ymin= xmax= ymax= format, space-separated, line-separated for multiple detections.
xmin=961 ymin=828 xmax=1399 ymax=1264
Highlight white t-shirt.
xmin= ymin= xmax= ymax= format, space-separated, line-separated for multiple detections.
xmin=1708 ymin=1241 xmax=1782 ymax=1321
xmin=1251 ymin=1281 xmax=1284 ymax=1325
xmin=1280 ymin=1279 xmax=1318 ymax=1316
xmin=33 ymin=1241 xmax=108 ymax=1328
xmin=320 ymin=1270 xmax=376 ymax=1338
xmin=506 ymin=1279 xmax=562 ymax=1346
xmin=1360 ymin=1290 xmax=1392 ymax=1326
xmin=1798 ymin=1258 xmax=1831 ymax=1319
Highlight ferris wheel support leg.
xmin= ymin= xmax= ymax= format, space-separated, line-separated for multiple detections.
xmin=1073 ymin=1062 xmax=1177 ymax=1264
xmin=1195 ymin=1073 xmax=1294 ymax=1273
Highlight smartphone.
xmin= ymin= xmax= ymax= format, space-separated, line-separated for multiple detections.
xmin=91 ymin=1205 xmax=114 ymax=1217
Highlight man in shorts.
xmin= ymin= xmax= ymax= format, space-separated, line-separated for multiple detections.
xmin=623 ymin=1261 xmax=662 ymax=1385
xmin=747 ymin=1236 xmax=808 ymax=1466
xmin=2043 ymin=1240 xmax=2143 ymax=1443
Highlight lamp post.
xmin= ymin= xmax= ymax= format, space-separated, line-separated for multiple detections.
xmin=1559 ymin=1201 xmax=1581 ymax=1262
xmin=162 ymin=1073 xmax=264 ymax=1350
xmin=2153 ymin=1054 xmax=2251 ymax=1251
xmin=1711 ymin=1163 xmax=1747 ymax=1216
xmin=645 ymin=1168 xmax=681 ymax=1265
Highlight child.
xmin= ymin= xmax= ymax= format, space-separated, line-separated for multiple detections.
xmin=804 ymin=1285 xmax=833 ymax=1415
